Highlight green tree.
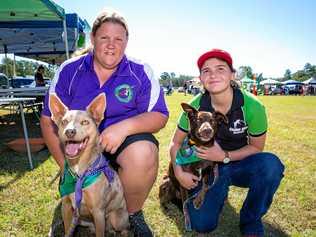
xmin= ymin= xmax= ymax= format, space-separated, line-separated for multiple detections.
xmin=312 ymin=65 xmax=316 ymax=77
xmin=292 ymin=70 xmax=309 ymax=82
xmin=283 ymin=69 xmax=292 ymax=81
xmin=173 ymin=74 xmax=193 ymax=87
xmin=0 ymin=57 xmax=55 ymax=79
xmin=303 ymin=63 xmax=316 ymax=78
xmin=304 ymin=63 xmax=312 ymax=74
xmin=238 ymin=66 xmax=253 ymax=79
xmin=0 ymin=58 xmax=14 ymax=77
xmin=160 ymin=72 xmax=171 ymax=81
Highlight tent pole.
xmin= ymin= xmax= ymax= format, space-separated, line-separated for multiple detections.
xmin=63 ymin=19 xmax=69 ymax=59
xmin=4 ymin=44 xmax=8 ymax=76
xmin=13 ymin=54 xmax=16 ymax=77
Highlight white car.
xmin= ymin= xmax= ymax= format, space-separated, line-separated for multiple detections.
xmin=177 ymin=87 xmax=185 ymax=92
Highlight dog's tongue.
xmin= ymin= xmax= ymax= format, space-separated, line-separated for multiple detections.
xmin=65 ymin=143 xmax=81 ymax=157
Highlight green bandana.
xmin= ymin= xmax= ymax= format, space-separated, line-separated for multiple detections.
xmin=59 ymin=161 xmax=102 ymax=197
xmin=175 ymin=137 xmax=202 ymax=165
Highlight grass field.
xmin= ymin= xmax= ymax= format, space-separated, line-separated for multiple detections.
xmin=0 ymin=93 xmax=315 ymax=237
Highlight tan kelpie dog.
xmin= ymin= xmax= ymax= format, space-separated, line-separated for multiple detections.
xmin=49 ymin=93 xmax=129 ymax=237
xmin=160 ymin=103 xmax=227 ymax=210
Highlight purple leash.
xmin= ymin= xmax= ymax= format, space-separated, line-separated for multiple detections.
xmin=65 ymin=154 xmax=114 ymax=237
xmin=75 ymin=155 xmax=114 ymax=209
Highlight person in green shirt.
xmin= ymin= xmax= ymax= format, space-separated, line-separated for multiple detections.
xmin=169 ymin=49 xmax=284 ymax=237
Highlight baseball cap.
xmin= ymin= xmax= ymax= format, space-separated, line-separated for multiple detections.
xmin=197 ymin=49 xmax=234 ymax=72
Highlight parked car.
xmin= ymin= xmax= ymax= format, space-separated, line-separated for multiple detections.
xmin=9 ymin=76 xmax=34 ymax=88
xmin=177 ymin=87 xmax=185 ymax=93
xmin=28 ymin=77 xmax=51 ymax=88
xmin=0 ymin=73 xmax=10 ymax=89
xmin=269 ymin=86 xmax=284 ymax=95
xmin=286 ymin=84 xmax=303 ymax=95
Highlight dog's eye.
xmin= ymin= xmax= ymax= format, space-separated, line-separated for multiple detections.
xmin=61 ymin=119 xmax=68 ymax=126
xmin=81 ymin=120 xmax=89 ymax=125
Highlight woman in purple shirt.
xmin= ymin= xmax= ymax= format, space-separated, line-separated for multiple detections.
xmin=41 ymin=9 xmax=169 ymax=237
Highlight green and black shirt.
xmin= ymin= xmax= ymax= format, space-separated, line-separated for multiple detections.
xmin=177 ymin=88 xmax=267 ymax=151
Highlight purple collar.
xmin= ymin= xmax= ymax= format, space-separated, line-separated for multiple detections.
xmin=74 ymin=154 xmax=114 ymax=210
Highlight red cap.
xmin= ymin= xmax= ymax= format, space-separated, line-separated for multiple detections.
xmin=197 ymin=49 xmax=234 ymax=71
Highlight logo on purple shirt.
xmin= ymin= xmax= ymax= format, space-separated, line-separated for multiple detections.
xmin=115 ymin=84 xmax=133 ymax=103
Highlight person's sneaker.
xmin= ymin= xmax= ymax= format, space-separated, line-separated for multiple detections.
xmin=129 ymin=210 xmax=153 ymax=237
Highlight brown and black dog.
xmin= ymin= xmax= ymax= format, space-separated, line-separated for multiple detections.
xmin=159 ymin=102 xmax=227 ymax=209
xmin=49 ymin=93 xmax=129 ymax=237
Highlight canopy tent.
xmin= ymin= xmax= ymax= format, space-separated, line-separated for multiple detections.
xmin=240 ymin=76 xmax=254 ymax=84
xmin=0 ymin=0 xmax=65 ymax=21
xmin=303 ymin=77 xmax=316 ymax=84
xmin=0 ymin=0 xmax=90 ymax=65
xmin=283 ymin=79 xmax=304 ymax=85
xmin=0 ymin=14 xmax=89 ymax=64
xmin=259 ymin=78 xmax=282 ymax=85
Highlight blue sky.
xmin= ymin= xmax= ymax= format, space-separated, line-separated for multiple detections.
xmin=16 ymin=0 xmax=316 ymax=78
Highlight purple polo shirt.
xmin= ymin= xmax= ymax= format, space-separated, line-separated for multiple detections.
xmin=42 ymin=52 xmax=169 ymax=132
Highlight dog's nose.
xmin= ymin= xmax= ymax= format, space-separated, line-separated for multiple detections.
xmin=199 ymin=122 xmax=214 ymax=138
xmin=65 ymin=129 xmax=76 ymax=138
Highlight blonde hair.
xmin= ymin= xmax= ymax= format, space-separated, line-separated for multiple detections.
xmin=91 ymin=8 xmax=129 ymax=38
xmin=71 ymin=47 xmax=92 ymax=58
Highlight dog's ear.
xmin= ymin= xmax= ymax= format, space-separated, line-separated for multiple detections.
xmin=181 ymin=103 xmax=198 ymax=114
xmin=86 ymin=93 xmax=106 ymax=125
xmin=49 ymin=93 xmax=68 ymax=124
xmin=214 ymin=111 xmax=228 ymax=124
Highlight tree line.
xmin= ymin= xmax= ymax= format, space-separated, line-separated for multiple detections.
xmin=160 ymin=62 xmax=316 ymax=87
xmin=0 ymin=57 xmax=55 ymax=79
xmin=1 ymin=57 xmax=314 ymax=84
xmin=159 ymin=72 xmax=193 ymax=88
xmin=283 ymin=63 xmax=316 ymax=82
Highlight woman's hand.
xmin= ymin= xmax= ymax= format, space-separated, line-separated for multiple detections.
xmin=174 ymin=166 xmax=200 ymax=190
xmin=195 ymin=141 xmax=225 ymax=162
xmin=99 ymin=122 xmax=129 ymax=154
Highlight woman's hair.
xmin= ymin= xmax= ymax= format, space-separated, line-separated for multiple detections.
xmin=71 ymin=46 xmax=92 ymax=58
xmin=230 ymin=80 xmax=240 ymax=89
xmin=91 ymin=9 xmax=129 ymax=38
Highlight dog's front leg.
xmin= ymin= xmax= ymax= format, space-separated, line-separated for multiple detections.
xmin=180 ymin=186 xmax=189 ymax=205
xmin=92 ymin=209 xmax=106 ymax=237
xmin=193 ymin=175 xmax=209 ymax=209
xmin=62 ymin=198 xmax=74 ymax=235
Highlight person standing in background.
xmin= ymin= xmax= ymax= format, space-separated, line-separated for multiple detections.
xmin=35 ymin=65 xmax=45 ymax=87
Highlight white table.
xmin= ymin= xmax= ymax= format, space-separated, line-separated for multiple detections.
xmin=0 ymin=97 xmax=36 ymax=169
xmin=0 ymin=87 xmax=48 ymax=97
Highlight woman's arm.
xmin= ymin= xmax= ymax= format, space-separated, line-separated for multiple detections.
xmin=99 ymin=112 xmax=168 ymax=154
xmin=169 ymin=128 xmax=200 ymax=189
xmin=195 ymin=133 xmax=266 ymax=162
xmin=40 ymin=115 xmax=65 ymax=169
xmin=120 ymin=111 xmax=168 ymax=134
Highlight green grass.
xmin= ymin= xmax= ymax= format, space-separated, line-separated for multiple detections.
xmin=0 ymin=94 xmax=315 ymax=237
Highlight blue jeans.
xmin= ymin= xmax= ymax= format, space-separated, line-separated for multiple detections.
xmin=186 ymin=152 xmax=285 ymax=236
